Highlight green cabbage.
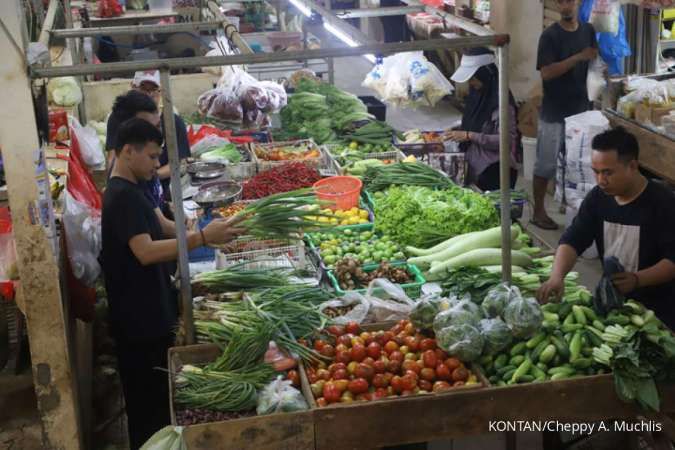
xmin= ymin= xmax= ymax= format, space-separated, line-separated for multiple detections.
xmin=201 ymin=144 xmax=242 ymax=163
xmin=436 ymin=323 xmax=484 ymax=362
xmin=479 ymin=318 xmax=512 ymax=355
xmin=503 ymin=295 xmax=543 ymax=339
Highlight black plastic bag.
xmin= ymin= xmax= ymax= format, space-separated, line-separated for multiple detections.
xmin=593 ymin=256 xmax=625 ymax=316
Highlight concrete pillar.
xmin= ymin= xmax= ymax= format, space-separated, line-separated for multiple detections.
xmin=490 ymin=0 xmax=544 ymax=101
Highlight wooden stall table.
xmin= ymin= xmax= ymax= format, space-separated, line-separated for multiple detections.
xmin=605 ymin=109 xmax=675 ymax=185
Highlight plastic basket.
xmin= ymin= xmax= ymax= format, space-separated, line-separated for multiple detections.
xmin=252 ymin=139 xmax=324 ymax=172
xmin=327 ymin=262 xmax=426 ymax=299
xmin=313 ymin=176 xmax=362 ymax=210
xmin=224 ymin=145 xmax=257 ymax=182
xmin=362 ymin=190 xmax=377 ymax=211
xmin=214 ymin=236 xmax=306 ymax=270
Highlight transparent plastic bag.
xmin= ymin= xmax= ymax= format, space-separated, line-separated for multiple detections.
xmin=436 ymin=323 xmax=484 ymax=362
xmin=433 ymin=297 xmax=482 ymax=334
xmin=64 ymin=190 xmax=102 ymax=287
xmin=318 ymin=294 xmax=371 ymax=325
xmin=190 ymin=134 xmax=232 ymax=157
xmin=479 ymin=317 xmax=512 ymax=355
xmin=70 ymin=118 xmax=105 ymax=167
xmin=590 ymin=0 xmax=620 ymax=35
xmin=256 ymin=376 xmax=309 ymax=415
xmin=364 ymin=279 xmax=416 ymax=322
xmin=197 ymin=88 xmax=244 ymax=123
xmin=409 ymin=294 xmax=450 ymax=330
xmin=482 ymin=282 xmax=521 ymax=318
xmin=503 ymin=292 xmax=543 ymax=339
xmin=587 ymin=57 xmax=607 ymax=102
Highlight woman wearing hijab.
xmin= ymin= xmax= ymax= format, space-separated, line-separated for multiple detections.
xmin=446 ymin=48 xmax=521 ymax=191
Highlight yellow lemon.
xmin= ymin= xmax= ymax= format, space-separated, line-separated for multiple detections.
xmin=359 ymin=210 xmax=369 ymax=219
xmin=358 ymin=218 xmax=369 ymax=224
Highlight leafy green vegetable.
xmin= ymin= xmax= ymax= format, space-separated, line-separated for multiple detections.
xmin=432 ymin=298 xmax=482 ymax=334
xmin=436 ymin=323 xmax=484 ymax=362
xmin=409 ymin=295 xmax=449 ymax=330
xmin=502 ymin=289 xmax=543 ymax=339
xmin=482 ymin=283 xmax=520 ymax=318
xmin=479 ymin=318 xmax=513 ymax=355
xmin=373 ymin=185 xmax=499 ymax=248
xmin=200 ymin=143 xmax=242 ymax=163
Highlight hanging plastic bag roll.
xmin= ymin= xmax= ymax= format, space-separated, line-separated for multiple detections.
xmin=590 ymin=0 xmax=620 ymax=35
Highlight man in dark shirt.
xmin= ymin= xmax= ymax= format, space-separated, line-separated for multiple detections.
xmin=102 ymin=118 xmax=243 ymax=449
xmin=537 ymin=127 xmax=675 ymax=330
xmin=531 ymin=0 xmax=598 ymax=230
xmin=105 ymin=70 xmax=191 ymax=203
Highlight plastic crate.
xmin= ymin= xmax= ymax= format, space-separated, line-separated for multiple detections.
xmin=225 ymin=145 xmax=257 ymax=182
xmin=252 ymin=139 xmax=324 ymax=172
xmin=327 ymin=262 xmax=426 ymax=299
xmin=358 ymin=95 xmax=387 ymax=121
xmin=214 ymin=236 xmax=307 ymax=270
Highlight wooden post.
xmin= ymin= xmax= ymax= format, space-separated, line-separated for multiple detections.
xmin=0 ymin=1 xmax=83 ymax=449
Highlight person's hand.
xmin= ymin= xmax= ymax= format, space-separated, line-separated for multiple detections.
xmin=445 ymin=130 xmax=472 ymax=143
xmin=577 ymin=47 xmax=598 ymax=62
xmin=202 ymin=215 xmax=246 ymax=246
xmin=537 ymin=276 xmax=565 ymax=303
xmin=611 ymin=272 xmax=639 ymax=295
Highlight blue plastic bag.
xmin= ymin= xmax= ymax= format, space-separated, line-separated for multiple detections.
xmin=579 ymin=0 xmax=631 ymax=75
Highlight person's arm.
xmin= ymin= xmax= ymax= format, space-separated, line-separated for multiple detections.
xmin=468 ymin=105 xmax=518 ymax=153
xmin=157 ymin=164 xmax=171 ymax=180
xmin=612 ymin=259 xmax=675 ymax=294
xmin=537 ymin=244 xmax=579 ymax=302
xmin=540 ymin=48 xmax=597 ymax=81
xmin=155 ymin=208 xmax=176 ymax=238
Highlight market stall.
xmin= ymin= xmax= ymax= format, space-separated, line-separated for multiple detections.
xmin=6 ymin=0 xmax=675 ymax=448
xmin=604 ymin=73 xmax=675 ymax=183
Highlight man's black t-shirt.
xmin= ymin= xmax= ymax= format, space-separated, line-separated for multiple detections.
xmin=537 ymin=22 xmax=597 ymax=123
xmin=102 ymin=177 xmax=178 ymax=342
xmin=560 ymin=181 xmax=675 ymax=329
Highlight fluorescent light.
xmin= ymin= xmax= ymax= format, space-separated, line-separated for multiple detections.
xmin=289 ymin=0 xmax=312 ymax=17
xmin=324 ymin=22 xmax=358 ymax=47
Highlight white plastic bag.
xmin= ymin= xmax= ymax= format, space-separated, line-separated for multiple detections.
xmin=70 ymin=118 xmax=105 ymax=167
xmin=256 ymin=376 xmax=309 ymax=415
xmin=48 ymin=77 xmax=83 ymax=106
xmin=140 ymin=426 xmax=185 ymax=450
xmin=365 ymin=279 xmax=416 ymax=322
xmin=63 ymin=191 xmax=102 ymax=287
xmin=318 ymin=294 xmax=371 ymax=324
xmin=587 ymin=57 xmax=607 ymax=102
xmin=590 ymin=0 xmax=620 ymax=35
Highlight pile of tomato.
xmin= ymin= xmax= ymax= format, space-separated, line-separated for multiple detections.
xmin=305 ymin=320 xmax=480 ymax=406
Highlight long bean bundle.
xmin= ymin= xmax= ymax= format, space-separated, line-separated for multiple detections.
xmin=363 ymin=162 xmax=453 ymax=192
xmin=235 ymin=189 xmax=329 ymax=239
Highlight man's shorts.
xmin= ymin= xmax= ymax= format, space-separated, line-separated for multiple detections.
xmin=534 ymin=119 xmax=565 ymax=180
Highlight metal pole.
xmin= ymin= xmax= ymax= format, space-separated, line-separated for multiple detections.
xmin=207 ymin=1 xmax=254 ymax=54
xmin=32 ymin=35 xmax=507 ymax=78
xmin=159 ymin=69 xmax=195 ymax=345
xmin=51 ymin=21 xmax=227 ymax=38
xmin=38 ymin=0 xmax=59 ymax=46
xmin=336 ymin=6 xmax=423 ymax=19
xmin=497 ymin=44 xmax=512 ymax=283
xmin=327 ymin=56 xmax=335 ymax=84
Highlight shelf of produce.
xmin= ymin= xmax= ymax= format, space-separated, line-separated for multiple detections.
xmin=311 ymin=374 xmax=675 ymax=450
xmin=605 ymin=109 xmax=675 ymax=184
xmin=168 ymin=344 xmax=316 ymax=450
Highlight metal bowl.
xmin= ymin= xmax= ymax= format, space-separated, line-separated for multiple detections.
xmin=187 ymin=161 xmax=227 ymax=180
xmin=192 ymin=180 xmax=243 ymax=209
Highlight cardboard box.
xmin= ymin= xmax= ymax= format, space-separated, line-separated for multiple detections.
xmin=634 ymin=103 xmax=675 ymax=126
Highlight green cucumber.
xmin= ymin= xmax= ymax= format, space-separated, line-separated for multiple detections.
xmin=526 ymin=332 xmax=547 ymax=349
xmin=497 ymin=364 xmax=517 ymax=376
xmin=531 ymin=338 xmax=551 ymax=362
xmin=509 ymin=355 xmax=526 ymax=367
xmin=539 ymin=344 xmax=557 ymax=364
xmin=493 ymin=354 xmax=508 ymax=370
xmin=510 ymin=342 xmax=527 ymax=356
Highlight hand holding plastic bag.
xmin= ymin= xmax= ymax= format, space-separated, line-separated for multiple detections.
xmin=256 ymin=376 xmax=309 ymax=415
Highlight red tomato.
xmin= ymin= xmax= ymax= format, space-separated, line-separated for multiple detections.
xmin=320 ymin=344 xmax=336 ymax=358
xmin=373 ymin=360 xmax=387 ymax=373
xmin=314 ymin=340 xmax=327 ymax=352
xmin=402 ymin=360 xmax=421 ymax=375
xmin=307 ymin=372 xmax=318 ymax=384
xmin=328 ymin=362 xmax=346 ymax=374
xmin=389 ymin=351 xmax=404 ymax=362
xmin=435 ymin=349 xmax=448 ymax=361
xmin=362 ymin=357 xmax=375 ymax=367
xmin=419 ymin=338 xmax=436 ymax=352
xmin=333 ymin=369 xmax=348 ymax=380
xmin=380 ymin=331 xmax=395 ymax=345
xmin=390 ymin=323 xmax=404 ymax=335
xmin=419 ymin=380 xmax=433 ymax=392
xmin=345 ymin=322 xmax=361 ymax=335
xmin=390 ymin=375 xmax=404 ymax=394
xmin=351 ymin=336 xmax=365 ymax=347
xmin=432 ymin=381 xmax=451 ymax=393
xmin=404 ymin=322 xmax=415 ymax=335
xmin=335 ymin=343 xmax=349 ymax=353
xmin=401 ymin=374 xmax=418 ymax=391
xmin=420 ymin=367 xmax=436 ymax=382
xmin=373 ymin=388 xmax=388 ymax=400
xmin=453 ymin=381 xmax=466 ymax=388
xmin=387 ymin=360 xmax=402 ymax=374
xmin=316 ymin=369 xmax=331 ymax=381
xmin=404 ymin=336 xmax=420 ymax=352
xmin=392 ymin=335 xmax=406 ymax=346
xmin=367 ymin=342 xmax=382 ymax=359
xmin=372 ymin=373 xmax=389 ymax=388
xmin=337 ymin=334 xmax=353 ymax=347
xmin=334 ymin=379 xmax=349 ymax=393
xmin=335 ymin=350 xmax=351 ymax=365
xmin=316 ymin=397 xmax=328 ymax=407
xmin=451 ymin=367 xmax=469 ymax=382
xmin=383 ymin=341 xmax=399 ymax=354
xmin=444 ymin=357 xmax=461 ymax=371
xmin=350 ymin=344 xmax=367 ymax=362
xmin=383 ymin=372 xmax=394 ymax=384
xmin=354 ymin=363 xmax=375 ymax=382
xmin=287 ymin=370 xmax=300 ymax=387
xmin=435 ymin=363 xmax=451 ymax=381
xmin=348 ymin=378 xmax=369 ymax=395
xmin=360 ymin=332 xmax=374 ymax=345
xmin=422 ymin=350 xmax=438 ymax=368
xmin=399 ymin=345 xmax=410 ymax=355
xmin=347 ymin=361 xmax=359 ymax=374
xmin=323 ymin=382 xmax=341 ymax=403
xmin=340 ymin=391 xmax=354 ymax=403
xmin=327 ymin=325 xmax=345 ymax=337
xmin=404 ymin=353 xmax=417 ymax=361
xmin=404 ymin=370 xmax=419 ymax=382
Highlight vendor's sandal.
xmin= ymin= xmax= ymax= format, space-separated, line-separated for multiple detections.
xmin=530 ymin=217 xmax=559 ymax=230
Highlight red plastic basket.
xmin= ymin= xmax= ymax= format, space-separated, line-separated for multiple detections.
xmin=313 ymin=176 xmax=362 ymax=210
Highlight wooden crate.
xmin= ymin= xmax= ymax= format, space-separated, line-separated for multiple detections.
xmin=167 ymin=344 xmax=315 ymax=450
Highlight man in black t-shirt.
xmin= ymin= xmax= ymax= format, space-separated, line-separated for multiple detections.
xmin=102 ymin=118 xmax=243 ymax=449
xmin=537 ymin=127 xmax=675 ymax=330
xmin=531 ymin=0 xmax=598 ymax=230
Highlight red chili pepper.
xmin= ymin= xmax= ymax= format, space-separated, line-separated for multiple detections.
xmin=242 ymin=162 xmax=321 ymax=199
